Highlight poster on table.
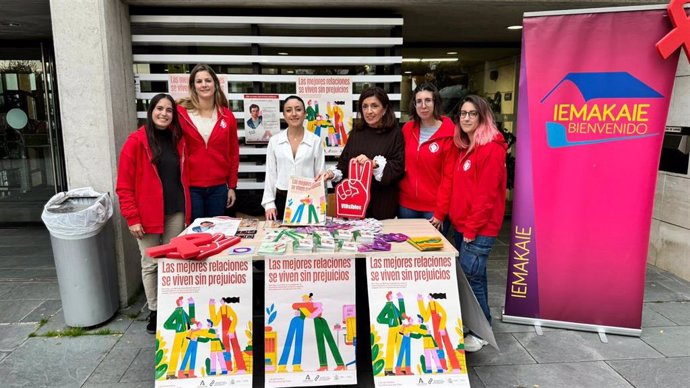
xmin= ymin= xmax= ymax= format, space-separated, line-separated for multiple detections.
xmin=504 ymin=7 xmax=680 ymax=332
xmin=265 ymin=254 xmax=357 ymax=387
xmin=168 ymin=74 xmax=228 ymax=101
xmin=243 ymin=94 xmax=281 ymax=143
xmin=283 ymin=175 xmax=327 ymax=226
xmin=296 ymin=75 xmax=353 ymax=155
xmin=366 ymin=253 xmax=469 ymax=387
xmin=155 ymin=256 xmax=253 ymax=388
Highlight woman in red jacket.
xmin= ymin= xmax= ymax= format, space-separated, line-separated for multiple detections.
xmin=116 ymin=93 xmax=191 ymax=334
xmin=399 ymin=83 xmax=457 ymax=234
xmin=177 ymin=64 xmax=239 ymax=220
xmin=449 ymin=94 xmax=507 ymax=352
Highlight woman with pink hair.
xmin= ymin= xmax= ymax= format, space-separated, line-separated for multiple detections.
xmin=448 ymin=95 xmax=507 ymax=352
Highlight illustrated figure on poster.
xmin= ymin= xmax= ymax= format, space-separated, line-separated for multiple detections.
xmin=308 ymin=293 xmax=347 ymax=371
xmin=209 ymin=297 xmax=247 ymax=374
xmin=164 ymin=296 xmax=195 ymax=379
xmin=306 ymin=100 xmax=319 ymax=135
xmin=246 ymin=104 xmax=263 ymax=130
xmin=290 ymin=195 xmax=320 ymax=224
xmin=376 ymin=291 xmax=406 ymax=376
xmin=205 ymin=318 xmax=228 ymax=376
xmin=395 ymin=314 xmax=424 ymax=375
xmin=327 ymin=102 xmax=348 ymax=146
xmin=418 ymin=314 xmax=444 ymax=374
xmin=417 ymin=293 xmax=461 ymax=373
xmin=277 ymin=294 xmax=312 ymax=372
xmin=179 ymin=318 xmax=215 ymax=378
xmin=321 ymin=114 xmax=337 ymax=147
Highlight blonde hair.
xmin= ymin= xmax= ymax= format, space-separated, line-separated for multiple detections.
xmin=177 ymin=64 xmax=228 ymax=111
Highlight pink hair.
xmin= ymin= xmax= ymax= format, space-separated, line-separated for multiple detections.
xmin=453 ymin=94 xmax=500 ymax=150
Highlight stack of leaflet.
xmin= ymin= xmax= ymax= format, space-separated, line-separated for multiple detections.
xmin=407 ymin=236 xmax=444 ymax=251
xmin=293 ymin=238 xmax=314 ymax=253
xmin=355 ymin=230 xmax=375 ymax=244
xmin=335 ymin=229 xmax=354 ymax=242
xmin=258 ymin=241 xmax=288 ymax=255
xmin=313 ymin=231 xmax=336 ymax=253
xmin=338 ymin=240 xmax=359 ymax=253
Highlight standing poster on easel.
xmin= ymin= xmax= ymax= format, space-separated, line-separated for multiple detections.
xmin=168 ymin=74 xmax=228 ymax=101
xmin=296 ymin=75 xmax=353 ymax=155
xmin=244 ymin=94 xmax=281 ymax=143
xmin=366 ymin=253 xmax=469 ymax=388
xmin=154 ymin=256 xmax=253 ymax=388
xmin=283 ymin=176 xmax=327 ymax=226
xmin=265 ymin=254 xmax=357 ymax=387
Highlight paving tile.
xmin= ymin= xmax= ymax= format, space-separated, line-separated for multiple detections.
xmin=641 ymin=304 xmax=677 ymax=327
xmin=120 ymin=347 xmax=154 ymax=383
xmin=20 ymin=299 xmax=62 ymax=323
xmin=0 ymin=336 xmax=118 ymax=387
xmin=113 ymin=319 xmax=156 ymax=350
xmin=644 ymin=281 xmax=684 ymax=302
xmin=0 ymin=268 xmax=57 ymax=281
xmin=35 ymin=309 xmax=131 ymax=336
xmin=475 ymin=361 xmax=633 ymax=388
xmin=607 ymin=357 xmax=690 ymax=388
xmin=655 ymin=274 xmax=690 ymax=300
xmin=0 ymin=351 xmax=9 ymax=362
xmin=0 ymin=323 xmax=35 ymax=351
xmin=2 ymin=282 xmax=60 ymax=300
xmin=512 ymin=330 xmax=663 ymax=363
xmin=466 ymin=333 xmax=536 ymax=366
xmin=0 ymin=300 xmax=44 ymax=323
xmin=467 ymin=367 xmax=486 ymax=388
xmin=0 ymin=255 xmax=56 ymax=269
xmin=488 ymin=287 xmax=506 ymax=309
xmin=0 ymin=282 xmax=18 ymax=298
xmin=640 ymin=326 xmax=690 ymax=357
xmin=1 ymin=245 xmax=54 ymax=257
xmin=84 ymin=346 xmax=140 ymax=384
xmin=492 ymin=307 xmax=552 ymax=333
xmin=648 ymin=301 xmax=690 ymax=325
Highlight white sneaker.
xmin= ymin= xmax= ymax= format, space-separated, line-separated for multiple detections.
xmin=464 ymin=334 xmax=488 ymax=352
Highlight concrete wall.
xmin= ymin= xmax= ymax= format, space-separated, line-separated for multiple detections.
xmin=50 ymin=0 xmax=141 ymax=305
xmin=649 ymin=54 xmax=690 ymax=282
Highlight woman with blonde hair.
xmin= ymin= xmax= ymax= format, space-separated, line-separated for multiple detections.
xmin=449 ymin=94 xmax=507 ymax=352
xmin=177 ymin=64 xmax=239 ymax=220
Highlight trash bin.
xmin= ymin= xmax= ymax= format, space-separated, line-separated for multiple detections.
xmin=41 ymin=187 xmax=119 ymax=327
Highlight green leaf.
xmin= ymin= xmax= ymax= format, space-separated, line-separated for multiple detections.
xmin=155 ymin=364 xmax=168 ymax=380
xmin=156 ymin=349 xmax=164 ymax=365
xmin=372 ymin=359 xmax=385 ymax=376
xmin=371 ymin=344 xmax=379 ymax=360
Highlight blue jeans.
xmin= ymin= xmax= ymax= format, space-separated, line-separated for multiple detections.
xmin=454 ymin=231 xmax=495 ymax=323
xmin=190 ymin=184 xmax=228 ymax=220
xmin=398 ymin=206 xmax=450 ymax=236
xmin=278 ymin=316 xmax=305 ymax=366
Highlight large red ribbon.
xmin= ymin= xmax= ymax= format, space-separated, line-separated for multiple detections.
xmin=656 ymin=0 xmax=690 ymax=61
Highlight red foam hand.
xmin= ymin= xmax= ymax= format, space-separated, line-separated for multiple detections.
xmin=146 ymin=233 xmax=241 ymax=260
xmin=336 ymin=159 xmax=373 ymax=219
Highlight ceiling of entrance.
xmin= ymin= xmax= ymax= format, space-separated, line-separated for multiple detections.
xmin=0 ymin=0 xmax=667 ymax=43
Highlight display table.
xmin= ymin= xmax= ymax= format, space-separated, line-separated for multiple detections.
xmin=154 ymin=219 xmax=494 ymax=388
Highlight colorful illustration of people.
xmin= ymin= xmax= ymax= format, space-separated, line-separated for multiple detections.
xmin=305 ymin=99 xmax=349 ymax=148
xmin=276 ymin=293 xmax=346 ymax=373
xmin=289 ymin=195 xmax=320 ymax=224
xmin=376 ymin=291 xmax=463 ymax=376
xmin=162 ymin=296 xmax=248 ymax=380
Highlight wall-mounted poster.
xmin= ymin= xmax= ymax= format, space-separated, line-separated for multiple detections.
xmin=283 ymin=176 xmax=327 ymax=226
xmin=243 ymin=94 xmax=281 ymax=143
xmin=168 ymin=74 xmax=228 ymax=101
xmin=366 ymin=253 xmax=470 ymax=388
xmin=265 ymin=254 xmax=357 ymax=387
xmin=155 ymin=256 xmax=253 ymax=388
xmin=296 ymin=76 xmax=353 ymax=156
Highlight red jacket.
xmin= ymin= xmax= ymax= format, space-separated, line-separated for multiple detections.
xmin=449 ymin=133 xmax=507 ymax=240
xmin=116 ymin=127 xmax=191 ymax=234
xmin=399 ymin=116 xmax=458 ymax=220
xmin=177 ymin=105 xmax=239 ymax=188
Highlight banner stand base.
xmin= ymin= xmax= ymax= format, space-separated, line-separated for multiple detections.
xmin=501 ymin=311 xmax=641 ymax=337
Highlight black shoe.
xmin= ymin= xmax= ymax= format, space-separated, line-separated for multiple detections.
xmin=146 ymin=311 xmax=157 ymax=334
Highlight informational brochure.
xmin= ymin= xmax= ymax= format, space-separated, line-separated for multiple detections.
xmin=265 ymin=254 xmax=357 ymax=387
xmin=243 ymin=94 xmax=281 ymax=143
xmin=366 ymin=253 xmax=470 ymax=387
xmin=155 ymin=255 xmax=253 ymax=388
xmin=283 ymin=176 xmax=327 ymax=226
xmin=186 ymin=217 xmax=241 ymax=237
